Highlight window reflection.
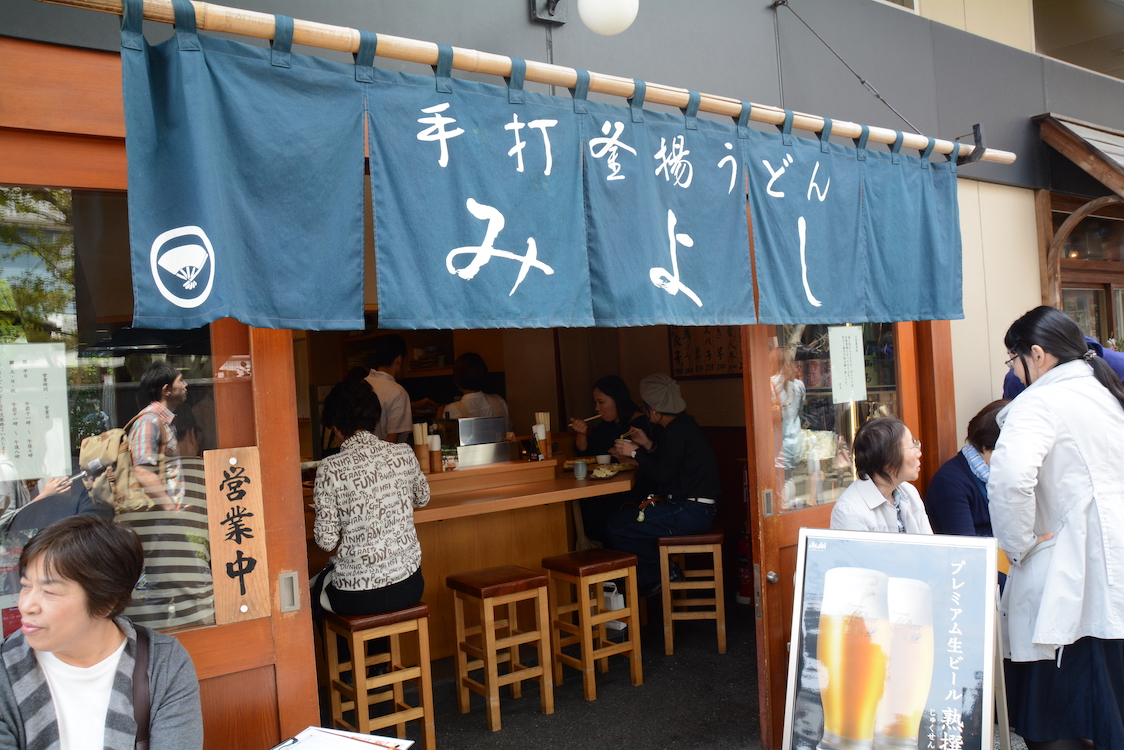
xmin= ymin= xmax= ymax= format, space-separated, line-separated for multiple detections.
xmin=771 ymin=323 xmax=899 ymax=513
xmin=0 ymin=186 xmax=217 ymax=632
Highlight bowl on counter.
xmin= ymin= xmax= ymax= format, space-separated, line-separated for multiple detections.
xmin=596 ymin=454 xmax=612 ymax=464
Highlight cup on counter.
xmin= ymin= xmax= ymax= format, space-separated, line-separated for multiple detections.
xmin=596 ymin=454 xmax=612 ymax=464
xmin=573 ymin=461 xmax=588 ymax=479
xmin=428 ymin=435 xmax=443 ymax=473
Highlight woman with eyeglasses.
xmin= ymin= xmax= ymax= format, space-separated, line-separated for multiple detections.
xmin=989 ymin=306 xmax=1124 ymax=750
xmin=829 ymin=416 xmax=932 ymax=534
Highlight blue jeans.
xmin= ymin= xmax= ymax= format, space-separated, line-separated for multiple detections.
xmin=605 ymin=499 xmax=716 ymax=590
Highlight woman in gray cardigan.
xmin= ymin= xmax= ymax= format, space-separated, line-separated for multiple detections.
xmin=0 ymin=515 xmax=202 ymax=750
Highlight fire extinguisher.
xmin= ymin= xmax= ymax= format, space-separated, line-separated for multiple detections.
xmin=736 ymin=530 xmax=753 ymax=605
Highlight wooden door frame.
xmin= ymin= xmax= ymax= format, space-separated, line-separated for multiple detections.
xmin=1 ymin=36 xmax=319 ymax=743
xmin=742 ymin=319 xmax=958 ymax=749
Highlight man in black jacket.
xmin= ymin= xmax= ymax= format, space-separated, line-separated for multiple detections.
xmin=606 ymin=374 xmax=720 ymax=597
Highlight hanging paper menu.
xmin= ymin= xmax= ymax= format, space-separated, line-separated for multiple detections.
xmin=0 ymin=344 xmax=70 ymax=481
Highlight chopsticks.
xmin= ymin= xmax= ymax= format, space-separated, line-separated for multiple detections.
xmin=582 ymin=415 xmax=601 ymax=422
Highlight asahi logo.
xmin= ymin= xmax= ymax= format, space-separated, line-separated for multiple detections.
xmin=150 ymin=226 xmax=215 ymax=308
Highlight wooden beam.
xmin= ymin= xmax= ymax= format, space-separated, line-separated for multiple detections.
xmin=1036 ymin=189 xmax=1059 ymax=308
xmin=35 ymin=0 xmax=1017 ymax=165
xmin=1037 ymin=117 xmax=1124 ymax=198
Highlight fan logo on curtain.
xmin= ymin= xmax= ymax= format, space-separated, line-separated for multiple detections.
xmin=149 ymin=226 xmax=216 ymax=309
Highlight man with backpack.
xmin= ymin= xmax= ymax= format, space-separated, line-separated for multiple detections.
xmin=129 ymin=362 xmax=187 ymax=512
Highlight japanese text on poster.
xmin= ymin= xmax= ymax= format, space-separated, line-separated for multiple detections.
xmin=0 ymin=344 xmax=70 ymax=481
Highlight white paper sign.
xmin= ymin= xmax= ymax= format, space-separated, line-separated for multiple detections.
xmin=828 ymin=326 xmax=867 ymax=404
xmin=0 ymin=344 xmax=70 ymax=480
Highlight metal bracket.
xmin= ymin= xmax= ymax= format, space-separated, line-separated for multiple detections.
xmin=530 ymin=0 xmax=566 ymax=25
xmin=763 ymin=488 xmax=774 ymax=518
xmin=956 ymin=123 xmax=986 ymax=167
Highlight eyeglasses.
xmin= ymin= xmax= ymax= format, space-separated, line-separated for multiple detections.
xmin=1005 ymin=354 xmax=1017 ymax=369
xmin=911 ymin=439 xmax=922 ymax=452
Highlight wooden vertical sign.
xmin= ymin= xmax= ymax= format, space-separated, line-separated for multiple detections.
xmin=205 ymin=446 xmax=271 ymax=624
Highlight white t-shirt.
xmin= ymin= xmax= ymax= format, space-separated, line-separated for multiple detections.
xmin=37 ymin=638 xmax=127 ymax=750
xmin=442 ymin=392 xmax=511 ymax=434
xmin=365 ymin=369 xmax=412 ymax=442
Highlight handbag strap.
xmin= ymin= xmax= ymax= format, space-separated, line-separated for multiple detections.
xmin=134 ymin=627 xmax=151 ymax=750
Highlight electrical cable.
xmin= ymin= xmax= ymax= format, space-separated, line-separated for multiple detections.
xmin=771 ymin=0 xmax=922 ymax=134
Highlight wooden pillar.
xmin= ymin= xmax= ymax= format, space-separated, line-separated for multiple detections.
xmin=913 ymin=320 xmax=958 ymax=494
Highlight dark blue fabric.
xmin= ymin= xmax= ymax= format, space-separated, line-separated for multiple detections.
xmin=924 ymin=452 xmax=993 ymax=537
xmin=582 ymin=100 xmax=754 ymax=326
xmin=745 ymin=127 xmax=865 ymax=323
xmin=746 ymin=126 xmax=962 ymax=323
xmin=366 ymin=65 xmax=592 ymax=328
xmin=862 ymin=141 xmax=963 ymax=321
xmin=120 ymin=0 xmax=365 ymax=330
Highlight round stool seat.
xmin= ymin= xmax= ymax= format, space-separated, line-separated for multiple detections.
xmin=323 ymin=602 xmax=430 ymax=632
xmin=541 ymin=548 xmax=638 ymax=578
xmin=658 ymin=524 xmax=724 ymax=547
xmin=446 ymin=565 xmax=547 ymax=599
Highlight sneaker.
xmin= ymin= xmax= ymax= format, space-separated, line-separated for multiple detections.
xmin=669 ymin=561 xmax=684 ymax=583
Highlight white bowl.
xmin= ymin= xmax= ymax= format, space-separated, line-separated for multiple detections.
xmin=596 ymin=454 xmax=612 ymax=464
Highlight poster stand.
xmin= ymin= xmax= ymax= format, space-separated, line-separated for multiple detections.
xmin=994 ymin=612 xmax=1012 ymax=750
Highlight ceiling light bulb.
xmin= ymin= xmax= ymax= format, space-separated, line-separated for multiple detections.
xmin=577 ymin=0 xmax=639 ymax=35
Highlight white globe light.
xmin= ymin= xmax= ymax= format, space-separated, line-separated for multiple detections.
xmin=577 ymin=0 xmax=639 ymax=36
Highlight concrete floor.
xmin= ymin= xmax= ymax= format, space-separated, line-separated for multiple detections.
xmin=320 ymin=596 xmax=1030 ymax=749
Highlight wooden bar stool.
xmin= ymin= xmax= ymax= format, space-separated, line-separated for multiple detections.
xmin=659 ymin=525 xmax=726 ymax=655
xmin=322 ymin=602 xmax=436 ymax=749
xmin=446 ymin=565 xmax=554 ymax=732
xmin=541 ymin=549 xmax=643 ymax=701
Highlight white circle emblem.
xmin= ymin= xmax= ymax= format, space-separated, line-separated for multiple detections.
xmin=150 ymin=226 xmax=215 ymax=309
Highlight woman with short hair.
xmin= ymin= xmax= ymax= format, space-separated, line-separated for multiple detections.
xmin=829 ymin=416 xmax=932 ymax=534
xmin=314 ymin=377 xmax=430 ymax=616
xmin=440 ymin=352 xmax=510 ymax=434
xmin=989 ymin=306 xmax=1124 ymax=750
xmin=924 ymin=399 xmax=1009 ymax=537
xmin=0 ymin=515 xmax=202 ymax=750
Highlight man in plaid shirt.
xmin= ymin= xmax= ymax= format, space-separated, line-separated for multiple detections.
xmin=128 ymin=362 xmax=187 ymax=511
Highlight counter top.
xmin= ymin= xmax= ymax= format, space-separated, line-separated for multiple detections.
xmin=415 ymin=470 xmax=635 ymax=523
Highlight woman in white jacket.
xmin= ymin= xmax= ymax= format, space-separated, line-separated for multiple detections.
xmin=989 ymin=306 xmax=1124 ymax=750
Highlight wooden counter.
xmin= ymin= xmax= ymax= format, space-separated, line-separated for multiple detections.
xmin=306 ymin=458 xmax=636 ymax=660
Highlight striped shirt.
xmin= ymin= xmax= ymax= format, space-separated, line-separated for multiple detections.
xmin=119 ymin=457 xmax=214 ymax=630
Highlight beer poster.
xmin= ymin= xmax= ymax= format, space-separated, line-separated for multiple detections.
xmin=782 ymin=529 xmax=998 ymax=750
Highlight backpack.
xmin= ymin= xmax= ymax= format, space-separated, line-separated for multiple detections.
xmin=78 ymin=410 xmax=169 ymax=513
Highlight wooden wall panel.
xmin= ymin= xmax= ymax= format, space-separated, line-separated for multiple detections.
xmin=0 ymin=129 xmax=126 ymax=190
xmin=0 ymin=38 xmax=125 ymax=138
xmin=175 ymin=617 xmax=275 ymax=681
xmin=199 ymin=666 xmax=281 ymax=750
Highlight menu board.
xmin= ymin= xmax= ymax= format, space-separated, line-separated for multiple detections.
xmin=828 ymin=325 xmax=867 ymax=403
xmin=0 ymin=344 xmax=70 ymax=481
xmin=783 ymin=528 xmax=998 ymax=750
xmin=669 ymin=325 xmax=743 ymax=378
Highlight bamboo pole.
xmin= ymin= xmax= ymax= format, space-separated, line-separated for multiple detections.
xmin=39 ymin=0 xmax=1017 ymax=165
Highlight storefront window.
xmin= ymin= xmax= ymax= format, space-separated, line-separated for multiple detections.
xmin=1061 ymin=287 xmax=1105 ymax=341
xmin=1053 ymin=212 xmax=1124 ymax=263
xmin=770 ymin=323 xmax=898 ymax=513
xmin=0 ymin=186 xmax=220 ymax=633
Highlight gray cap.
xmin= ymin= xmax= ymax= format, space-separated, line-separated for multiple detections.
xmin=639 ymin=373 xmax=686 ymax=414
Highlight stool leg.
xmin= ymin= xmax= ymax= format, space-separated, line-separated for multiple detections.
xmin=417 ymin=617 xmax=436 ymax=750
xmin=624 ymin=567 xmax=644 ymax=687
xmin=549 ymin=575 xmax=565 ymax=688
xmin=535 ymin=586 xmax=554 ymax=716
xmin=712 ymin=545 xmax=727 ymax=654
xmin=351 ymin=629 xmax=371 ymax=735
xmin=506 ymin=600 xmax=523 ymax=700
xmin=389 ymin=631 xmax=406 ymax=738
xmin=453 ymin=592 xmax=471 ymax=715
xmin=661 ymin=547 xmax=675 ymax=656
xmin=481 ymin=596 xmax=503 ymax=731
xmin=577 ymin=575 xmax=597 ymax=701
xmin=594 ymin=581 xmax=609 ymax=674
xmin=324 ymin=624 xmax=344 ymax=727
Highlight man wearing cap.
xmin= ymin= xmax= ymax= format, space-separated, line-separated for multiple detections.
xmin=606 ymin=373 xmax=721 ymax=597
